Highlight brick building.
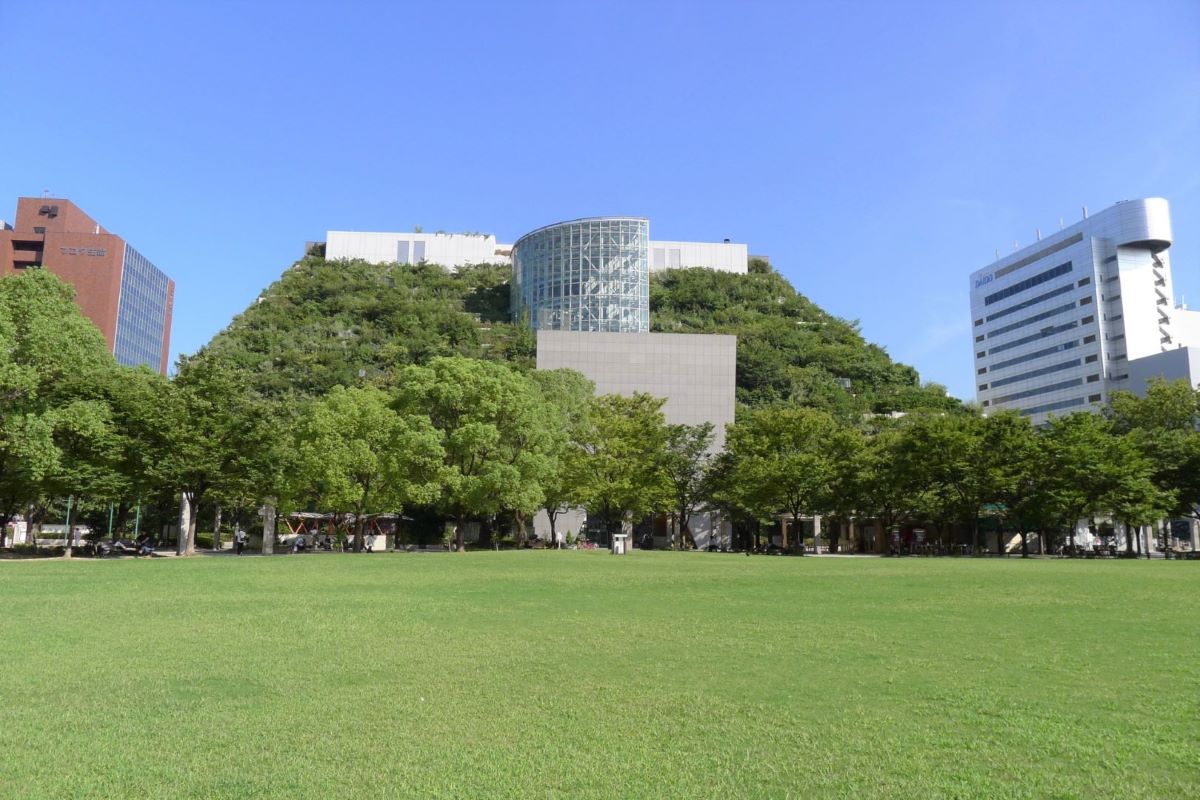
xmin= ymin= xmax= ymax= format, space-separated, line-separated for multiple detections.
xmin=0 ymin=197 xmax=174 ymax=373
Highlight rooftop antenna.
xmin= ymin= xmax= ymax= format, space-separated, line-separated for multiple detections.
xmin=1036 ymin=228 xmax=1042 ymax=241
xmin=995 ymin=248 xmax=1000 ymax=261
xmin=1059 ymin=217 xmax=1065 ymax=230
xmin=42 ymin=188 xmax=49 ymax=197
xmin=1082 ymin=205 xmax=1088 ymax=219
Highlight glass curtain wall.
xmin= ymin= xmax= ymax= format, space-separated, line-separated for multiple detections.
xmin=511 ymin=217 xmax=649 ymax=332
xmin=113 ymin=244 xmax=171 ymax=369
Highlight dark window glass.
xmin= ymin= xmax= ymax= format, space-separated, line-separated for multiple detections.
xmin=984 ymin=262 xmax=1072 ymax=306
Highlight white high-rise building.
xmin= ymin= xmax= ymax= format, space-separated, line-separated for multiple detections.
xmin=968 ymin=198 xmax=1189 ymax=424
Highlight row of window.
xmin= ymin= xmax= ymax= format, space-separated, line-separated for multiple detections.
xmin=993 ymin=377 xmax=1083 ymax=405
xmin=983 ymin=262 xmax=1072 ymax=306
xmin=987 ymin=339 xmax=1080 ymax=372
xmin=982 ymin=358 xmax=1083 ymax=391
xmin=984 ymin=282 xmax=1075 ymax=323
xmin=987 ymin=302 xmax=1077 ymax=339
xmin=1019 ymin=397 xmax=1087 ymax=416
xmin=983 ymin=321 xmax=1078 ymax=356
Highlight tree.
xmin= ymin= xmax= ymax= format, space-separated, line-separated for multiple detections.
xmin=0 ymin=270 xmax=117 ymax=547
xmin=572 ymin=394 xmax=670 ymax=543
xmin=853 ymin=425 xmax=918 ymax=552
xmin=530 ymin=369 xmax=595 ymax=546
xmin=662 ymin=422 xmax=716 ymax=549
xmin=1036 ymin=412 xmax=1118 ymax=552
xmin=154 ymin=353 xmax=273 ymax=555
xmin=723 ymin=406 xmax=843 ymax=554
xmin=818 ymin=423 xmax=867 ymax=553
xmin=392 ymin=356 xmax=552 ymax=551
xmin=1110 ymin=380 xmax=1200 ymax=541
xmin=292 ymin=386 xmax=443 ymax=551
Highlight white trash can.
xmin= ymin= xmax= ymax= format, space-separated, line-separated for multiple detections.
xmin=612 ymin=533 xmax=630 ymax=555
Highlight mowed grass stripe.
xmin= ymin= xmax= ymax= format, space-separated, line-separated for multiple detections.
xmin=1 ymin=553 xmax=1196 ymax=799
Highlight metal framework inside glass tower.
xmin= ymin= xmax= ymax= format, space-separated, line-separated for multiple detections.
xmin=511 ymin=217 xmax=649 ymax=333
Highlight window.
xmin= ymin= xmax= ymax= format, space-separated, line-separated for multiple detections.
xmin=1088 ymin=394 xmax=1102 ymax=403
xmin=1083 ymin=335 xmax=1096 ymax=344
xmin=1085 ymin=354 xmax=1098 ymax=363
xmin=1079 ymin=296 xmax=1093 ymax=306
xmin=982 ymin=400 xmax=990 ymax=407
xmin=974 ymin=318 xmax=984 ymax=327
xmin=1077 ymin=277 xmax=1091 ymax=287
xmin=984 ymin=262 xmax=1072 ymax=306
xmin=989 ymin=359 xmax=1082 ymax=389
xmin=994 ymin=377 xmax=1083 ymax=405
xmin=975 ymin=335 xmax=985 ymax=343
xmin=1020 ymin=397 xmax=1086 ymax=416
xmin=1087 ymin=374 xmax=1100 ymax=383
xmin=987 ymin=303 xmax=1075 ymax=337
xmin=990 ymin=340 xmax=1080 ymax=371
xmin=986 ymin=284 xmax=1074 ymax=322
xmin=987 ymin=321 xmax=1077 ymax=352
xmin=1104 ymin=255 xmax=1117 ymax=264
xmin=977 ymin=367 xmax=987 ymax=375
xmin=1081 ymin=315 xmax=1094 ymax=324
xmin=976 ymin=351 xmax=986 ymax=358
xmin=978 ymin=383 xmax=989 ymax=391
xmin=33 ymin=226 xmax=45 ymax=234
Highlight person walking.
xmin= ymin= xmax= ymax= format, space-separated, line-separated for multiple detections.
xmin=366 ymin=532 xmax=377 ymax=553
xmin=235 ymin=528 xmax=247 ymax=555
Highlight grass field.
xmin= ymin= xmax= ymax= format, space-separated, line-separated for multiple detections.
xmin=1 ymin=552 xmax=1197 ymax=799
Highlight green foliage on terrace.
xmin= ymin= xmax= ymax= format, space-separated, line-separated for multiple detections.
xmin=204 ymin=258 xmax=533 ymax=397
xmin=650 ymin=263 xmax=961 ymax=414
xmin=207 ymin=255 xmax=957 ymax=415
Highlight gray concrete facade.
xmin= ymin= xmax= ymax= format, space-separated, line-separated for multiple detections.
xmin=1126 ymin=346 xmax=1200 ymax=396
xmin=535 ymin=330 xmax=737 ymax=450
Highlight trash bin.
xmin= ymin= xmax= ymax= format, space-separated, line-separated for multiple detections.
xmin=612 ymin=533 xmax=630 ymax=555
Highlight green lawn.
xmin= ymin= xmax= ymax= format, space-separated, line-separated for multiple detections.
xmin=1 ymin=552 xmax=1197 ymax=799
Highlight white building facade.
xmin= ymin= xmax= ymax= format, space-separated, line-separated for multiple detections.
xmin=969 ymin=198 xmax=1180 ymax=424
xmin=324 ymin=221 xmax=750 ymax=277
xmin=326 ymin=230 xmax=508 ymax=270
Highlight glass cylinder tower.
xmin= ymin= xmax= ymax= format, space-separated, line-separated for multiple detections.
xmin=511 ymin=217 xmax=649 ymax=332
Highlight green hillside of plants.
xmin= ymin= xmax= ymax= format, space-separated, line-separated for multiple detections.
xmin=204 ymin=255 xmax=959 ymax=415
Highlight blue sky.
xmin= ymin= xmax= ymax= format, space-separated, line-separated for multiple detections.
xmin=2 ymin=0 xmax=1197 ymax=399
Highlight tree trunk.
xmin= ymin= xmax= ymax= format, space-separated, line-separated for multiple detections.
xmin=261 ymin=502 xmax=276 ymax=554
xmin=455 ymin=517 xmax=465 ymax=552
xmin=547 ymin=509 xmax=558 ymax=548
xmin=186 ymin=503 xmax=198 ymax=556
xmin=1020 ymin=529 xmax=1029 ymax=558
xmin=177 ymin=492 xmax=192 ymax=556
xmin=355 ymin=512 xmax=365 ymax=553
xmin=212 ymin=505 xmax=223 ymax=551
xmin=792 ymin=514 xmax=803 ymax=555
